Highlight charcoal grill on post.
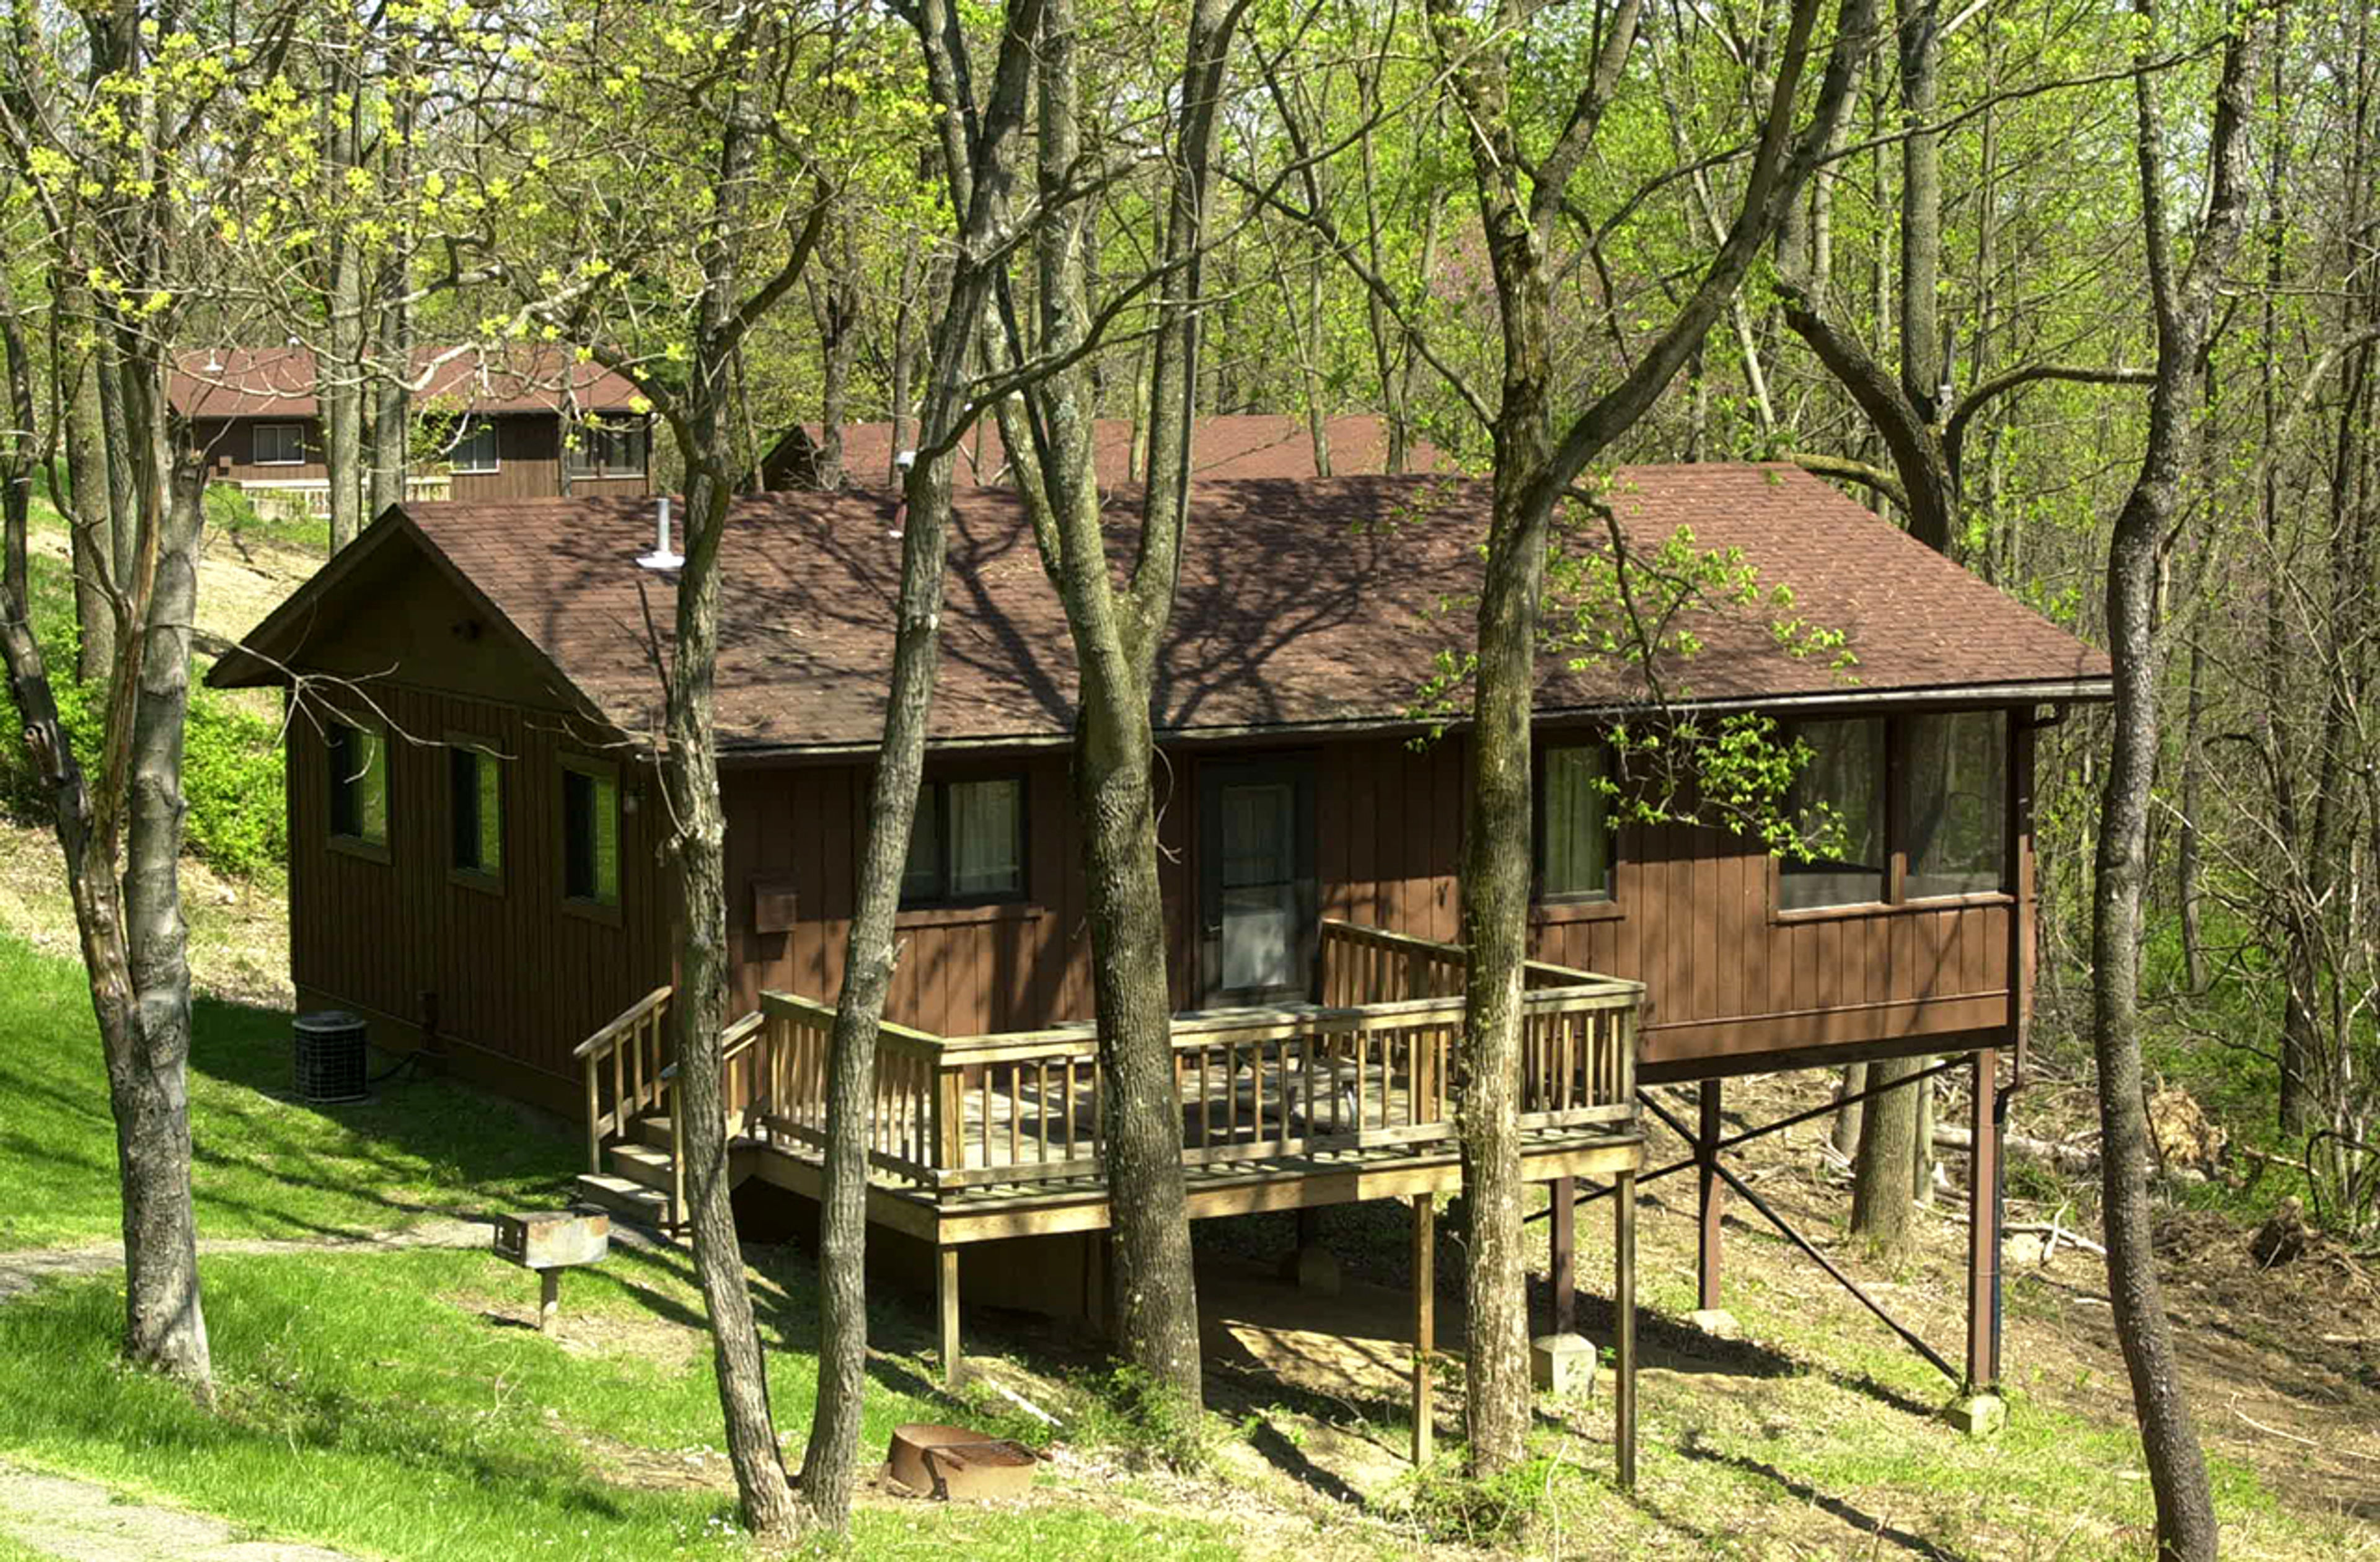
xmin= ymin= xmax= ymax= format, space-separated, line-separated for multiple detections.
xmin=492 ymin=1211 xmax=610 ymax=1328
xmin=293 ymin=1011 xmax=369 ymax=1104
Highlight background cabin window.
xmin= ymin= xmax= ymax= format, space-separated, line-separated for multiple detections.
xmin=451 ymin=417 xmax=500 ymax=474
xmin=253 ymin=423 xmax=306 ymax=465
xmin=1905 ymin=711 xmax=2006 ymax=898
xmin=567 ymin=420 xmax=648 ymax=478
xmin=327 ymin=721 xmax=387 ymax=847
xmin=1538 ymin=743 xmax=1613 ymax=900
xmin=449 ymin=745 xmax=503 ymax=881
xmin=561 ymin=762 xmax=620 ymax=906
xmin=1780 ymin=718 xmax=1887 ymax=909
xmin=902 ymin=777 xmax=1024 ymax=905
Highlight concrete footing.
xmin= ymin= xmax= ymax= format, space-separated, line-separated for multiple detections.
xmin=1687 ymin=1307 xmax=1741 ymax=1340
xmin=1531 ymin=1332 xmax=1600 ymax=1395
xmin=1942 ymin=1393 xmax=2007 ymax=1438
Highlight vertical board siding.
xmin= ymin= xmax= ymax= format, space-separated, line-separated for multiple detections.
xmin=288 ymin=683 xmax=669 ymax=1082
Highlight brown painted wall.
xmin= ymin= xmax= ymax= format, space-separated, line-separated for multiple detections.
xmin=190 ymin=415 xmax=650 ymax=498
xmin=288 ymin=710 xmax=2025 ymax=1092
xmin=287 ymin=681 xmax=672 ymax=1090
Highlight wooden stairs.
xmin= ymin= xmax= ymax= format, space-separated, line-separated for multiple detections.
xmin=573 ymin=1114 xmax=683 ymax=1233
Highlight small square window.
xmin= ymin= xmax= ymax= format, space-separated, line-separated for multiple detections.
xmin=327 ymin=721 xmax=388 ymax=849
xmin=562 ymin=761 xmax=620 ymax=907
xmin=254 ymin=423 xmax=307 ymax=465
xmin=1537 ymin=743 xmax=1613 ymax=901
xmin=451 ymin=417 xmax=500 ymax=474
xmin=449 ymin=744 xmax=503 ymax=881
xmin=901 ymin=777 xmax=1024 ymax=906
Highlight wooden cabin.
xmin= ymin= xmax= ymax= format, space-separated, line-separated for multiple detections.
xmin=212 ymin=466 xmax=2107 ymax=1436
xmin=171 ymin=345 xmax=653 ymax=518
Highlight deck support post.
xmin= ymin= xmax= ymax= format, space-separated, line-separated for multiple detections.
xmin=1411 ymin=1191 xmax=1435 ymax=1467
xmin=937 ymin=1245 xmax=961 ymax=1387
xmin=1965 ymin=1046 xmax=2003 ymax=1393
xmin=1614 ymin=1165 xmax=1637 ymax=1491
xmin=1548 ymin=1175 xmax=1576 ymax=1336
xmin=1696 ymin=1079 xmax=1723 ymax=1313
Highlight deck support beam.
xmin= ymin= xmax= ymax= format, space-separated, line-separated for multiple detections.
xmin=1411 ymin=1191 xmax=1435 ymax=1467
xmin=1696 ymin=1080 xmax=1723 ymax=1313
xmin=938 ymin=1246 xmax=961 ymax=1387
xmin=1614 ymin=1166 xmax=1637 ymax=1491
xmin=1965 ymin=1047 xmax=2003 ymax=1391
xmin=1548 ymin=1175 xmax=1576 ymax=1335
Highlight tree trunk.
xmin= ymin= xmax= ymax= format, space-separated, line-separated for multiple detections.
xmin=2177 ymin=637 xmax=2206 ymax=992
xmin=322 ymin=42 xmax=367 ymax=553
xmin=800 ymin=0 xmax=1043 ymax=1528
xmin=53 ymin=275 xmax=117 ymax=681
xmin=2087 ymin=6 xmax=2260 ymax=1553
xmin=1850 ymin=1053 xmax=1919 ymax=1253
xmin=1831 ymin=1061 xmax=1867 ymax=1157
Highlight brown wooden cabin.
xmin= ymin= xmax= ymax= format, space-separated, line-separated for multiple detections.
xmin=212 ymin=464 xmax=2107 ymax=1421
xmin=170 ymin=346 xmax=653 ymax=517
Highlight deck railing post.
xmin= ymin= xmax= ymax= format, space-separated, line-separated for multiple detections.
xmin=1411 ymin=1191 xmax=1435 ymax=1467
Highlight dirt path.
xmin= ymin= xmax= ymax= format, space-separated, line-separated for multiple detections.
xmin=0 ymin=1219 xmax=497 ymax=1305
xmin=0 ymin=1463 xmax=366 ymax=1562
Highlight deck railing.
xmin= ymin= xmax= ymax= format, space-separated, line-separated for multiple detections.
xmin=575 ymin=985 xmax=673 ymax=1173
xmin=744 ymin=919 xmax=1641 ymax=1194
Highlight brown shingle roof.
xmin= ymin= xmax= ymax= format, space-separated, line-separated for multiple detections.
xmin=170 ymin=345 xmax=644 ymax=420
xmin=216 ymin=464 xmax=2110 ymax=751
xmin=774 ymin=414 xmax=1453 ymax=490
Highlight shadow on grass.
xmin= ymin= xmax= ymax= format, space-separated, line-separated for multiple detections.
xmin=1675 ymin=1432 xmax=1975 ymax=1561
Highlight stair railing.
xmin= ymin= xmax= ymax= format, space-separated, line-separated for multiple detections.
xmin=574 ymin=986 xmax=674 ymax=1173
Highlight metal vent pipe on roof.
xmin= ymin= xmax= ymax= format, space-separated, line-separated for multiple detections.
xmin=637 ymin=494 xmax=684 ymax=571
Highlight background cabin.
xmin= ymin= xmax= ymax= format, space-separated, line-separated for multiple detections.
xmin=171 ymin=345 xmax=653 ymax=519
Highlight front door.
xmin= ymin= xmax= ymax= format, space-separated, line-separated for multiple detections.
xmin=1199 ymin=759 xmax=1316 ymax=1007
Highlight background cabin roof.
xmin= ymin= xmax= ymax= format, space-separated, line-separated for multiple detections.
xmin=213 ymin=464 xmax=2111 ymax=753
xmin=762 ymin=413 xmax=1452 ymax=490
xmin=169 ymin=345 xmax=645 ymax=420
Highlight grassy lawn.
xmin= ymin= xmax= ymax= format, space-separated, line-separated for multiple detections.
xmin=0 ymin=934 xmax=577 ymax=1250
xmin=0 ymin=1245 xmax=1246 ymax=1561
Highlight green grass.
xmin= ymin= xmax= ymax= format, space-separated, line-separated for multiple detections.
xmin=0 ymin=934 xmax=578 ymax=1250
xmin=205 ymin=483 xmax=330 ymax=556
xmin=0 ymin=1247 xmax=1246 ymax=1561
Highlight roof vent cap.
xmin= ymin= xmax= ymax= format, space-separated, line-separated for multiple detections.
xmin=637 ymin=495 xmax=684 ymax=571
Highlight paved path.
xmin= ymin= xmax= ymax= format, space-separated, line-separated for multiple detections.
xmin=0 ymin=1463 xmax=367 ymax=1561
xmin=0 ymin=1218 xmax=496 ymax=1304
xmin=0 ymin=1219 xmax=508 ymax=1561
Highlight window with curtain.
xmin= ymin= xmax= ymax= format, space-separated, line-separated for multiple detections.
xmin=1779 ymin=718 xmax=1887 ymax=909
xmin=902 ymin=777 xmax=1025 ymax=905
xmin=562 ymin=762 xmax=620 ymax=906
xmin=327 ymin=721 xmax=388 ymax=848
xmin=451 ymin=417 xmax=500 ymax=474
xmin=253 ymin=423 xmax=306 ymax=465
xmin=449 ymin=744 xmax=503 ymax=881
xmin=1537 ymin=742 xmax=1613 ymax=900
xmin=1905 ymin=711 xmax=2006 ymax=898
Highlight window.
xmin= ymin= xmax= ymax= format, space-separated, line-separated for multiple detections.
xmin=450 ymin=417 xmax=500 ymax=474
xmin=253 ymin=423 xmax=306 ymax=466
xmin=1905 ymin=711 xmax=2006 ymax=899
xmin=1779 ymin=718 xmax=1887 ymax=910
xmin=901 ymin=777 xmax=1024 ymax=906
xmin=561 ymin=760 xmax=620 ymax=907
xmin=327 ymin=720 xmax=388 ymax=850
xmin=568 ymin=418 xmax=648 ymax=478
xmin=1537 ymin=742 xmax=1613 ymax=901
xmin=449 ymin=743 xmax=503 ymax=883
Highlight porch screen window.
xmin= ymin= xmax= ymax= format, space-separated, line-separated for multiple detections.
xmin=449 ymin=745 xmax=503 ymax=880
xmin=902 ymin=777 xmax=1023 ymax=905
xmin=1905 ymin=712 xmax=2006 ymax=898
xmin=562 ymin=763 xmax=620 ymax=906
xmin=1538 ymin=743 xmax=1613 ymax=899
xmin=327 ymin=721 xmax=387 ymax=847
xmin=1779 ymin=718 xmax=1886 ymax=910
xmin=568 ymin=420 xmax=649 ymax=478
xmin=451 ymin=417 xmax=499 ymax=474
xmin=254 ymin=423 xmax=305 ymax=466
